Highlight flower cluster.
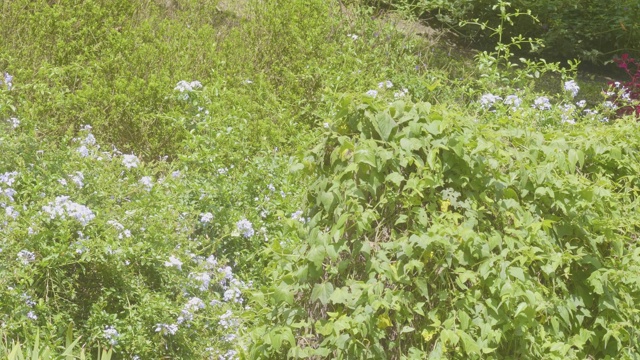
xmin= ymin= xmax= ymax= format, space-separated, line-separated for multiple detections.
xmin=1 ymin=72 xmax=13 ymax=90
xmin=42 ymin=196 xmax=95 ymax=226
xmin=174 ymin=80 xmax=203 ymax=93
xmin=236 ymin=218 xmax=254 ymax=238
xmin=564 ymin=80 xmax=580 ymax=98
xmin=103 ymin=326 xmax=120 ymax=346
xmin=17 ymin=250 xmax=36 ymax=265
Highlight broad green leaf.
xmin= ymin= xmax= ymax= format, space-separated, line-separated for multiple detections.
xmin=376 ymin=113 xmax=397 ymax=141
xmin=508 ymin=267 xmax=525 ymax=282
xmin=385 ymin=172 xmax=404 ymax=186
xmin=329 ymin=287 xmax=350 ymax=305
xmin=456 ymin=330 xmax=481 ymax=355
xmin=311 ymin=282 xmax=334 ymax=305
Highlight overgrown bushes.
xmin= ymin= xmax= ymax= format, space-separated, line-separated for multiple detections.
xmin=250 ymin=96 xmax=640 ymax=358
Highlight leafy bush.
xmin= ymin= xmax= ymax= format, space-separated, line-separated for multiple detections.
xmin=250 ymin=95 xmax=640 ymax=359
xmin=0 ymin=105 xmax=250 ymax=358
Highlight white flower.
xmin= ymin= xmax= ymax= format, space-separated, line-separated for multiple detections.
xmin=58 ymin=178 xmax=67 ymax=186
xmin=164 ymin=256 xmax=183 ymax=270
xmin=103 ymin=326 xmax=119 ymax=346
xmin=70 ymin=172 xmax=84 ymax=188
xmin=236 ymin=219 xmax=254 ymax=238
xmin=393 ymin=88 xmax=409 ymax=99
xmin=174 ymin=80 xmax=193 ymax=92
xmin=4 ymin=73 xmax=13 ymax=90
xmin=564 ymin=80 xmax=580 ymax=97
xmin=171 ymin=170 xmax=181 ymax=178
xmin=267 ymin=183 xmax=275 ymax=192
xmin=139 ymin=176 xmax=153 ymax=191
xmin=81 ymin=133 xmax=96 ymax=146
xmin=6 ymin=206 xmax=19 ymax=219
xmin=155 ymin=323 xmax=178 ymax=336
xmin=503 ymin=95 xmax=522 ymax=110
xmin=532 ymin=96 xmax=551 ymax=110
xmin=223 ymin=288 xmax=243 ymax=304
xmin=191 ymin=272 xmax=211 ymax=291
xmin=479 ymin=93 xmax=502 ymax=109
xmin=576 ymin=100 xmax=587 ymax=108
xmin=8 ymin=117 xmax=19 ymax=128
xmin=42 ymin=196 xmax=95 ymax=226
xmin=122 ymin=154 xmax=140 ymax=169
xmin=378 ymin=80 xmax=393 ymax=89
xmin=200 ymin=212 xmax=214 ymax=223
xmin=291 ymin=210 xmax=306 ymax=223
xmin=17 ymin=250 xmax=35 ymax=265
xmin=0 ymin=171 xmax=18 ymax=186
xmin=26 ymin=311 xmax=37 ymax=320
xmin=77 ymin=145 xmax=89 ymax=157
xmin=603 ymin=101 xmax=617 ymax=110
xmin=365 ymin=89 xmax=378 ymax=98
xmin=347 ymin=34 xmax=358 ymax=40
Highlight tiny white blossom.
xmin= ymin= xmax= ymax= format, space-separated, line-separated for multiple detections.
xmin=164 ymin=256 xmax=183 ymax=270
xmin=26 ymin=311 xmax=37 ymax=320
xmin=103 ymin=326 xmax=119 ymax=346
xmin=291 ymin=210 xmax=306 ymax=223
xmin=236 ymin=218 xmax=254 ymax=238
xmin=122 ymin=154 xmax=140 ymax=169
xmin=139 ymin=176 xmax=153 ymax=191
xmin=347 ymin=34 xmax=358 ymax=40
xmin=70 ymin=172 xmax=84 ymax=188
xmin=503 ymin=95 xmax=522 ymax=110
xmin=155 ymin=323 xmax=178 ymax=336
xmin=365 ymin=89 xmax=378 ymax=98
xmin=77 ymin=145 xmax=89 ymax=157
xmin=479 ymin=93 xmax=502 ymax=109
xmin=17 ymin=250 xmax=35 ymax=265
xmin=576 ymin=100 xmax=587 ymax=108
xmin=200 ymin=212 xmax=214 ymax=223
xmin=532 ymin=96 xmax=551 ymax=110
xmin=378 ymin=80 xmax=393 ymax=89
xmin=564 ymin=80 xmax=580 ymax=97
xmin=8 ymin=117 xmax=19 ymax=128
xmin=5 ymin=206 xmax=19 ymax=219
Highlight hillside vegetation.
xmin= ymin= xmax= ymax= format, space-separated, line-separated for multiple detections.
xmin=0 ymin=0 xmax=639 ymax=359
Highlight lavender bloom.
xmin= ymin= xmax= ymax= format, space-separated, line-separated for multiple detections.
xmin=236 ymin=219 xmax=254 ymax=238
xmin=564 ymin=80 xmax=580 ymax=97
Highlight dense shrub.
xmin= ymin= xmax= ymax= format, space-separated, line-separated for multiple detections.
xmin=250 ymin=96 xmax=640 ymax=358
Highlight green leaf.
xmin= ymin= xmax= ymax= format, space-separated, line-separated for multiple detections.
xmin=385 ymin=172 xmax=404 ymax=186
xmin=318 ymin=191 xmax=334 ymax=211
xmin=329 ymin=287 xmax=350 ymax=305
xmin=508 ymin=267 xmax=525 ymax=282
xmin=376 ymin=113 xmax=397 ymax=141
xmin=311 ymin=282 xmax=334 ymax=305
xmin=456 ymin=330 xmax=481 ymax=355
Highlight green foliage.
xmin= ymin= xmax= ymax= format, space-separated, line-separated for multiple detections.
xmin=250 ymin=96 xmax=640 ymax=359
xmin=376 ymin=0 xmax=640 ymax=63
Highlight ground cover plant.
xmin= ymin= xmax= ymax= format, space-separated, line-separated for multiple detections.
xmin=1 ymin=0 xmax=640 ymax=359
